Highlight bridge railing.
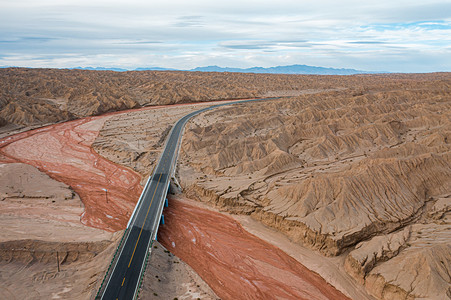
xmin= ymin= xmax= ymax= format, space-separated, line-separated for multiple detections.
xmin=94 ymin=226 xmax=129 ymax=299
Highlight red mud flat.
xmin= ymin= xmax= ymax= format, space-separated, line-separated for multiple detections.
xmin=158 ymin=199 xmax=350 ymax=300
xmin=0 ymin=116 xmax=142 ymax=231
xmin=0 ymin=99 xmax=250 ymax=232
xmin=0 ymin=99 xmax=248 ymax=232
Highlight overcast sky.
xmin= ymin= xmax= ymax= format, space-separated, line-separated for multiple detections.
xmin=0 ymin=0 xmax=450 ymax=72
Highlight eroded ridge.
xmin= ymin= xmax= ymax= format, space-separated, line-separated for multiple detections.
xmin=178 ymin=80 xmax=451 ymax=299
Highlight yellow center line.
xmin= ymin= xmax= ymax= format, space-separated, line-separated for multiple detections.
xmin=128 ymin=172 xmax=164 ymax=268
xmin=121 ymin=277 xmax=126 ymax=286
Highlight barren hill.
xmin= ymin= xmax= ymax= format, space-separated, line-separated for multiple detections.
xmin=2 ymin=68 xmax=448 ymax=133
xmin=176 ymin=74 xmax=451 ymax=299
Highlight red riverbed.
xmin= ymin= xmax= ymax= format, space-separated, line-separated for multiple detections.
xmin=0 ymin=100 xmax=245 ymax=231
xmin=1 ymin=101 xmax=350 ymax=299
xmin=158 ymin=198 xmax=350 ymax=300
xmin=0 ymin=116 xmax=142 ymax=231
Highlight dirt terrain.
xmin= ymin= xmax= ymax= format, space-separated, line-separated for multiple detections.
xmin=0 ymin=162 xmax=114 ymax=243
xmin=3 ymin=68 xmax=445 ymax=132
xmin=1 ymin=70 xmax=450 ymax=299
xmin=0 ymin=67 xmax=327 ymax=132
xmin=176 ymin=74 xmax=451 ymax=299
xmin=138 ymin=241 xmax=219 ymax=300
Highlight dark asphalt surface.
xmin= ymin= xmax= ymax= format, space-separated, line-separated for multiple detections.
xmin=100 ymin=98 xmax=278 ymax=300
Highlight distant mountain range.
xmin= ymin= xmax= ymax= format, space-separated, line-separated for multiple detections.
xmin=1 ymin=64 xmax=383 ymax=75
xmin=76 ymin=65 xmax=382 ymax=75
xmin=189 ymin=65 xmax=381 ymax=75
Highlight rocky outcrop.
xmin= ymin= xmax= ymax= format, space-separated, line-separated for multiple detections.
xmin=0 ymin=67 xmax=291 ymax=129
xmin=344 ymin=214 xmax=451 ymax=300
xmin=344 ymin=227 xmax=412 ymax=284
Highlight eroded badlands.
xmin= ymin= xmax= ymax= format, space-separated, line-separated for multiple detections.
xmin=1 ymin=72 xmax=450 ymax=300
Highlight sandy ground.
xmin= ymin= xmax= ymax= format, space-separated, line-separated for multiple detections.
xmin=0 ymin=161 xmax=119 ymax=300
xmin=0 ymin=162 xmax=114 ymax=243
xmin=139 ymin=241 xmax=219 ymax=300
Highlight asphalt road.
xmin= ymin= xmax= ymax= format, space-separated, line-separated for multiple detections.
xmin=100 ymin=98 xmax=278 ymax=300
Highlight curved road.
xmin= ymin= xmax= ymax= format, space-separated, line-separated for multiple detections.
xmin=99 ymin=98 xmax=279 ymax=299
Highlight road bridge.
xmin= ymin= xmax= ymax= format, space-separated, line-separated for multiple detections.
xmin=96 ymin=97 xmax=279 ymax=299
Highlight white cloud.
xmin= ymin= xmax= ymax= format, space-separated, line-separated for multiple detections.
xmin=0 ymin=0 xmax=450 ymax=71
